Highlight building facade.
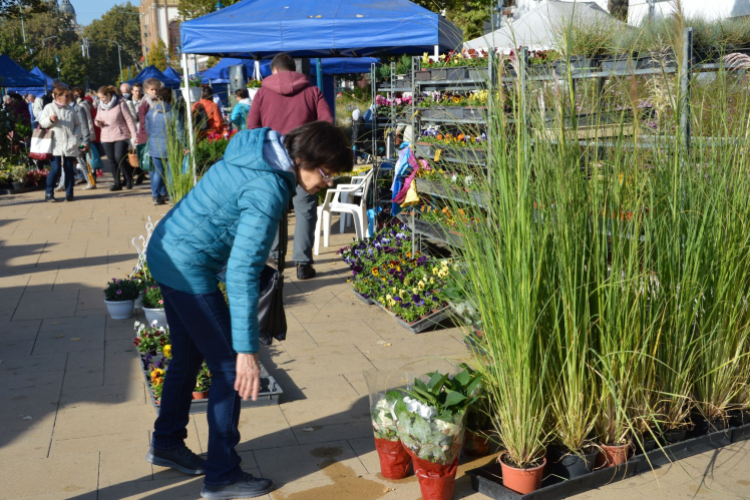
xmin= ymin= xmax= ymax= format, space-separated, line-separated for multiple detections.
xmin=139 ymin=0 xmax=180 ymax=62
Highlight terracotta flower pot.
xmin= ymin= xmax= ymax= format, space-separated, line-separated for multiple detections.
xmin=192 ymin=391 xmax=209 ymax=400
xmin=499 ymin=453 xmax=546 ymax=495
xmin=600 ymin=442 xmax=630 ymax=467
xmin=374 ymin=438 xmax=411 ymax=479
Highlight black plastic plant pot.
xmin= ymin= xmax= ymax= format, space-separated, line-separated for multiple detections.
xmin=468 ymin=68 xmax=489 ymax=81
xmin=447 ymin=67 xmax=469 ymax=80
xmin=729 ymin=410 xmax=750 ymax=428
xmin=661 ymin=428 xmax=687 ymax=445
xmin=601 ymin=55 xmax=634 ymax=72
xmin=430 ymin=68 xmax=448 ymax=80
xmin=553 ymin=447 xmax=598 ymax=480
xmin=634 ymin=437 xmax=659 ymax=455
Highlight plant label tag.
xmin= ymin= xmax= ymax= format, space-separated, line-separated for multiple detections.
xmin=434 ymin=149 xmax=442 ymax=162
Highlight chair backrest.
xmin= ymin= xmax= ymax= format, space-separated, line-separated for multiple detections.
xmin=357 ymin=169 xmax=375 ymax=209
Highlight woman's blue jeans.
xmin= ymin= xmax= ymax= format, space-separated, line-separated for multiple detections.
xmin=152 ymin=283 xmax=242 ymax=486
xmin=151 ymin=157 xmax=169 ymax=199
xmin=46 ymin=156 xmax=75 ymax=198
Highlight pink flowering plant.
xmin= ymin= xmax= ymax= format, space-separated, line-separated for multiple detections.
xmin=142 ymin=285 xmax=165 ymax=309
xmin=104 ymin=278 xmax=140 ymax=301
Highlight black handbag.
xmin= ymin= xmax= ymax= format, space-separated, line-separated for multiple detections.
xmin=258 ymin=213 xmax=288 ymax=346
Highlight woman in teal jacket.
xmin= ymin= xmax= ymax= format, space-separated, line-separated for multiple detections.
xmin=230 ymin=88 xmax=252 ymax=131
xmin=145 ymin=122 xmax=352 ymax=500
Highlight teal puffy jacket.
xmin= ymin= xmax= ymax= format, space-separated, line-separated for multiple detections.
xmin=146 ymin=127 xmax=295 ymax=354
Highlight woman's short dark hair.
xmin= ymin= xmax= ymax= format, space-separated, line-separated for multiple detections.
xmin=284 ymin=121 xmax=353 ymax=174
xmin=72 ymin=87 xmax=85 ymax=99
xmin=156 ymin=87 xmax=172 ymax=104
xmin=201 ymin=85 xmax=213 ymax=100
xmin=235 ymin=88 xmax=249 ymax=99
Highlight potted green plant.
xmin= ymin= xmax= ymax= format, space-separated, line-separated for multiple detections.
xmin=181 ymin=75 xmax=203 ymax=103
xmin=103 ymin=278 xmax=140 ymax=320
xmin=392 ymin=369 xmax=482 ymax=500
xmin=10 ymin=166 xmax=26 ymax=190
xmin=193 ymin=363 xmax=211 ymax=399
xmin=141 ymin=285 xmax=167 ymax=327
xmin=364 ymin=370 xmax=413 ymax=480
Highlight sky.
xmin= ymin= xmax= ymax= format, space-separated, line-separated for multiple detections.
xmin=69 ymin=0 xmax=132 ymax=27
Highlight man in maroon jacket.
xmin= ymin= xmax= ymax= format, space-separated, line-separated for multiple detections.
xmin=248 ymin=53 xmax=334 ymax=280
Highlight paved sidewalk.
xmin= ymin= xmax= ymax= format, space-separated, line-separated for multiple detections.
xmin=1 ymin=183 xmax=749 ymax=500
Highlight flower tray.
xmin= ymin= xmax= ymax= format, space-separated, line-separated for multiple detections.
xmin=421 ymin=107 xmax=465 ymax=120
xmin=415 ymin=178 xmax=487 ymax=207
xmin=353 ymin=288 xmax=376 ymax=306
xmin=139 ymin=352 xmax=283 ymax=413
xmin=467 ymin=423 xmax=745 ymax=500
xmin=375 ymin=302 xmax=452 ymax=334
xmin=416 ymin=70 xmax=432 ymax=81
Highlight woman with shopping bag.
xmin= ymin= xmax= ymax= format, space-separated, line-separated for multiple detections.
xmin=38 ymin=88 xmax=88 ymax=202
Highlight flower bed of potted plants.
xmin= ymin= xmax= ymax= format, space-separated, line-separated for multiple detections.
xmin=141 ymin=285 xmax=167 ymax=327
xmin=193 ymin=363 xmax=211 ymax=400
xmin=339 ymin=224 xmax=453 ymax=334
xmin=103 ymin=278 xmax=140 ymax=320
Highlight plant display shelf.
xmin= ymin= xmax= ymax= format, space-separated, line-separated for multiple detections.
xmin=468 ymin=422 xmax=750 ymax=500
xmin=415 ymin=178 xmax=487 ymax=208
xmin=397 ymin=212 xmax=463 ymax=249
xmin=139 ymin=353 xmax=283 ymax=414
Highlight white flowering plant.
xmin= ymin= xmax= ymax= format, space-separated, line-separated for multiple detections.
xmin=390 ymin=368 xmax=483 ymax=464
xmin=372 ymin=394 xmax=400 ymax=441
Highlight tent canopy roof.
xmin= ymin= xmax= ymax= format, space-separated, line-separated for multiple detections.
xmin=162 ymin=67 xmax=182 ymax=82
xmin=181 ymin=0 xmax=462 ymax=58
xmin=0 ymin=56 xmax=47 ymax=88
xmin=7 ymin=66 xmax=54 ymax=96
xmin=199 ymin=57 xmax=378 ymax=84
xmin=464 ymin=0 xmax=628 ymax=51
xmin=126 ymin=65 xmax=181 ymax=88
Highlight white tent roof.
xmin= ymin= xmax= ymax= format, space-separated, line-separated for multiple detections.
xmin=464 ymin=0 xmax=627 ymax=51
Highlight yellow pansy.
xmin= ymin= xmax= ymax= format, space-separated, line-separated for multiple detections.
xmin=163 ymin=345 xmax=172 ymax=359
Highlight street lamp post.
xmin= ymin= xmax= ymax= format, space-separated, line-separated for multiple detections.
xmin=54 ymin=55 xmax=60 ymax=79
xmin=106 ymin=39 xmax=124 ymax=83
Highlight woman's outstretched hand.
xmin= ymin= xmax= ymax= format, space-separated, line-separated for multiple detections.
xmin=235 ymin=353 xmax=261 ymax=401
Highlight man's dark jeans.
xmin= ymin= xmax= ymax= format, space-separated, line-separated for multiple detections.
xmin=152 ymin=283 xmax=242 ymax=486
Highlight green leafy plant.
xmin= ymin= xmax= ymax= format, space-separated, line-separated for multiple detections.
xmin=141 ymin=285 xmax=164 ymax=309
xmin=10 ymin=166 xmax=27 ymax=183
xmin=246 ymin=79 xmax=262 ymax=89
xmin=104 ymin=278 xmax=140 ymax=301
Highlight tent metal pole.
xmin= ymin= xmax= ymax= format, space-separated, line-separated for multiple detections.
xmin=182 ymin=52 xmax=197 ymax=185
xmin=316 ymin=58 xmax=323 ymax=89
xmin=434 ymin=45 xmax=439 ymax=59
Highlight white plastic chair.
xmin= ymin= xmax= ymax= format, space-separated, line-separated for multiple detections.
xmin=339 ymin=172 xmax=371 ymax=233
xmin=314 ymin=169 xmax=374 ymax=256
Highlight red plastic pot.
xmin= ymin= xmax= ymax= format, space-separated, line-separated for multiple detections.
xmin=498 ymin=453 xmax=546 ymax=495
xmin=192 ymin=391 xmax=209 ymax=400
xmin=600 ymin=442 xmax=630 ymax=467
xmin=405 ymin=447 xmax=459 ymax=500
xmin=374 ymin=438 xmax=411 ymax=479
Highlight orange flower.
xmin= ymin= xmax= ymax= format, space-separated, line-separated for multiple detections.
xmin=457 ymin=133 xmax=465 ymax=141
xmin=436 ymin=134 xmax=443 ymax=140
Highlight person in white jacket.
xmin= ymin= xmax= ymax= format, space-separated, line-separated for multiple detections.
xmin=39 ymin=87 xmax=88 ymax=202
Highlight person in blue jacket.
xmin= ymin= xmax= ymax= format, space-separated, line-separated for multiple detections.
xmin=145 ymin=87 xmax=183 ymax=205
xmin=145 ymin=121 xmax=353 ymax=499
xmin=230 ymin=88 xmax=252 ymax=131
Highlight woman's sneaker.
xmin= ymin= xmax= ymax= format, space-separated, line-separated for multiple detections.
xmin=201 ymin=472 xmax=274 ymax=499
xmin=146 ymin=446 xmax=206 ymax=475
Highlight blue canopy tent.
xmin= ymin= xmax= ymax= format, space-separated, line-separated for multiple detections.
xmin=126 ymin=65 xmax=181 ymax=89
xmin=178 ymin=0 xmax=461 ymax=181
xmin=163 ymin=67 xmax=182 ymax=84
xmin=8 ymin=66 xmax=53 ymax=97
xmin=180 ymin=0 xmax=462 ymax=58
xmin=0 ymin=56 xmax=46 ymax=89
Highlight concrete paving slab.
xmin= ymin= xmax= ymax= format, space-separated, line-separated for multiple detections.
xmin=254 ymin=440 xmax=368 ymax=485
xmin=0 ymin=451 xmax=99 ymax=499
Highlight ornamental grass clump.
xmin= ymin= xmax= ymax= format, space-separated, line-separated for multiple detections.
xmin=429 ymin=36 xmax=750 ymax=482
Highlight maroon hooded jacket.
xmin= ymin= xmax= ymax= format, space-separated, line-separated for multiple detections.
xmin=247 ymin=71 xmax=333 ymax=135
